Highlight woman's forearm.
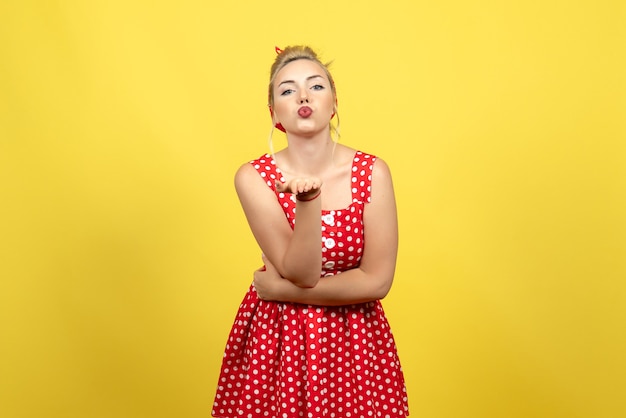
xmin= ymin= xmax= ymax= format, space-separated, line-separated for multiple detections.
xmin=274 ymin=267 xmax=393 ymax=306
xmin=281 ymin=196 xmax=322 ymax=288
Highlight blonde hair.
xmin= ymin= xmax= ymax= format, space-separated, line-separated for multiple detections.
xmin=267 ymin=46 xmax=340 ymax=154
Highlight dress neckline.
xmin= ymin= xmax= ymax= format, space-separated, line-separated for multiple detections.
xmin=268 ymin=152 xmax=362 ymax=213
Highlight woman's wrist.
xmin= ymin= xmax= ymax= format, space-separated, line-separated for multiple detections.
xmin=296 ymin=190 xmax=321 ymax=202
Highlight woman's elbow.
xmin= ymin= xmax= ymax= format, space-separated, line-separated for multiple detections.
xmin=279 ymin=260 xmax=320 ymax=288
xmin=286 ymin=272 xmax=320 ymax=289
xmin=373 ymin=276 xmax=394 ymax=300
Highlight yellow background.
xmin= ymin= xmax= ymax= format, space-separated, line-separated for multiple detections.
xmin=1 ymin=1 xmax=624 ymax=417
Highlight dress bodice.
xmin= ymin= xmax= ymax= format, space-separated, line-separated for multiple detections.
xmin=250 ymin=151 xmax=377 ymax=276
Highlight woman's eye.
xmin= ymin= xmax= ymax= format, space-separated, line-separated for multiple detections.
xmin=311 ymin=84 xmax=325 ymax=90
xmin=280 ymin=89 xmax=294 ymax=96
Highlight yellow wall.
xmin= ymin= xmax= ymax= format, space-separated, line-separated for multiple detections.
xmin=1 ymin=1 xmax=624 ymax=417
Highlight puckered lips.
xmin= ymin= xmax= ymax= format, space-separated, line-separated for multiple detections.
xmin=298 ymin=106 xmax=313 ymax=118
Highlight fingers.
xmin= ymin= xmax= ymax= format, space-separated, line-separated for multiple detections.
xmin=252 ymin=271 xmax=265 ymax=300
xmin=292 ymin=178 xmax=319 ymax=194
xmin=275 ymin=178 xmax=322 ymax=195
xmin=274 ymin=181 xmax=289 ymax=194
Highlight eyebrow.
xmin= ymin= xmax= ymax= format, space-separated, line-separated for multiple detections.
xmin=278 ymin=75 xmax=325 ymax=87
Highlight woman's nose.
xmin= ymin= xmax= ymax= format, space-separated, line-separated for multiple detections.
xmin=299 ymin=91 xmax=309 ymax=103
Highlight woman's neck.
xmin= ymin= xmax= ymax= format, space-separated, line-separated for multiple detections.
xmin=278 ymin=134 xmax=336 ymax=177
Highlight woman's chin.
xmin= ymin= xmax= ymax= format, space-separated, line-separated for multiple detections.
xmin=290 ymin=121 xmax=328 ymax=136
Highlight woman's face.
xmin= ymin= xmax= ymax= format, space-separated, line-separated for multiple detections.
xmin=271 ymin=59 xmax=335 ymax=136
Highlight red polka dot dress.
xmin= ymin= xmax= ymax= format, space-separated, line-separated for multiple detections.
xmin=212 ymin=151 xmax=409 ymax=418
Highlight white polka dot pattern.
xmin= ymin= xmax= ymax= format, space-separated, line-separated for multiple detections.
xmin=212 ymin=152 xmax=408 ymax=417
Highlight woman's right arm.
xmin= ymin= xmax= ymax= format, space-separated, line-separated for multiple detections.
xmin=252 ymin=157 xmax=399 ymax=305
xmin=234 ymin=163 xmax=322 ymax=288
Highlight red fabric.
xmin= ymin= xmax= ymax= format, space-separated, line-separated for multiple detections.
xmin=212 ymin=151 xmax=409 ymax=417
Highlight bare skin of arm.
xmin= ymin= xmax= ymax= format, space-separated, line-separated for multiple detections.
xmin=252 ymin=158 xmax=399 ymax=306
xmin=235 ymin=163 xmax=323 ymax=288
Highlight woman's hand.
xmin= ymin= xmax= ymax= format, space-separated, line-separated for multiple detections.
xmin=253 ymin=254 xmax=286 ymax=301
xmin=275 ymin=177 xmax=322 ymax=201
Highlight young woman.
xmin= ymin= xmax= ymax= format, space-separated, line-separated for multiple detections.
xmin=212 ymin=45 xmax=409 ymax=418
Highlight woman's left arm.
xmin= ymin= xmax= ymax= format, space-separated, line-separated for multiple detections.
xmin=253 ymin=158 xmax=399 ymax=306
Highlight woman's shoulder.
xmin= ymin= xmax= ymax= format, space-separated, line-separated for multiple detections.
xmin=234 ymin=154 xmax=280 ymax=197
xmin=349 ymin=148 xmax=392 ymax=182
xmin=234 ymin=153 xmax=271 ymax=183
xmin=334 ymin=144 xmax=367 ymax=163
xmin=235 ymin=153 xmax=275 ymax=175
xmin=334 ymin=144 xmax=377 ymax=160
